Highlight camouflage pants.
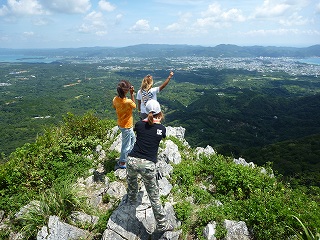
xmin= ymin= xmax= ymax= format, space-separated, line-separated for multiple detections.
xmin=127 ymin=156 xmax=167 ymax=228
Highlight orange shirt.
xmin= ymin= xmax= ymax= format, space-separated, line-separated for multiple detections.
xmin=113 ymin=96 xmax=136 ymax=128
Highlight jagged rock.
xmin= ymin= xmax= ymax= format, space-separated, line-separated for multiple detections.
xmin=107 ymin=126 xmax=120 ymax=141
xmin=224 ymin=220 xmax=251 ymax=240
xmin=203 ymin=220 xmax=251 ymax=240
xmin=9 ymin=232 xmax=24 ymax=240
xmin=0 ymin=210 xmax=6 ymax=231
xmin=0 ymin=210 xmax=5 ymax=222
xmin=102 ymin=197 xmax=181 ymax=240
xmin=158 ymin=177 xmax=173 ymax=196
xmin=37 ymin=215 xmax=91 ymax=240
xmin=106 ymin=181 xmax=127 ymax=202
xmin=233 ymin=157 xmax=255 ymax=168
xmin=158 ymin=140 xmax=181 ymax=164
xmin=93 ymin=163 xmax=106 ymax=182
xmin=14 ymin=200 xmax=41 ymax=219
xmin=156 ymin=160 xmax=173 ymax=178
xmin=233 ymin=157 xmax=275 ymax=177
xmin=203 ymin=221 xmax=217 ymax=240
xmin=260 ymin=167 xmax=275 ymax=178
xmin=166 ymin=126 xmax=185 ymax=140
xmin=69 ymin=211 xmax=99 ymax=227
xmin=195 ymin=145 xmax=216 ymax=159
xmin=96 ymin=144 xmax=103 ymax=152
xmin=114 ymin=168 xmax=127 ymax=180
xmin=1 ymin=211 xmax=24 ymax=240
xmin=96 ymin=145 xmax=106 ymax=161
xmin=109 ymin=133 xmax=122 ymax=153
xmin=75 ymin=174 xmax=109 ymax=208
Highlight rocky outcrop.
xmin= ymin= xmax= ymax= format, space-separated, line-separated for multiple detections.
xmin=101 ymin=188 xmax=181 ymax=240
xmin=2 ymin=126 xmax=255 ymax=240
xmin=203 ymin=220 xmax=251 ymax=240
xmin=37 ymin=216 xmax=91 ymax=240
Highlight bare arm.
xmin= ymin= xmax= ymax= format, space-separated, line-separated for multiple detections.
xmin=137 ymin=100 xmax=141 ymax=112
xmin=159 ymin=71 xmax=174 ymax=91
xmin=130 ymin=86 xmax=135 ymax=103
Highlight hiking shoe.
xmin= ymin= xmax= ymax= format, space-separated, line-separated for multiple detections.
xmin=156 ymin=222 xmax=174 ymax=232
xmin=115 ymin=161 xmax=126 ymax=170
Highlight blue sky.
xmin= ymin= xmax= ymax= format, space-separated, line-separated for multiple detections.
xmin=0 ymin=0 xmax=319 ymax=49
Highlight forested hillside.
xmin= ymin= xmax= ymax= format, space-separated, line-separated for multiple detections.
xmin=1 ymin=46 xmax=320 ymax=188
xmin=1 ymin=44 xmax=320 ymax=58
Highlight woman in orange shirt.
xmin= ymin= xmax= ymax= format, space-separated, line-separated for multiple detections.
xmin=113 ymin=80 xmax=136 ymax=169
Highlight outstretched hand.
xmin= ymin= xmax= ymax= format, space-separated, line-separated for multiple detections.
xmin=169 ymin=71 xmax=174 ymax=78
xmin=130 ymin=86 xmax=135 ymax=95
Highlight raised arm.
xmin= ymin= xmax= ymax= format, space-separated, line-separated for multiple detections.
xmin=159 ymin=71 xmax=174 ymax=91
xmin=130 ymin=86 xmax=135 ymax=103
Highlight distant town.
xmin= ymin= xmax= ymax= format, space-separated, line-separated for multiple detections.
xmin=77 ymin=56 xmax=320 ymax=77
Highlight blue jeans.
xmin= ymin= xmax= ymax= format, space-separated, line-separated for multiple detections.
xmin=119 ymin=126 xmax=136 ymax=163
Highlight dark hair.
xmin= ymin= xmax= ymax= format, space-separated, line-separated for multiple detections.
xmin=117 ymin=80 xmax=131 ymax=98
xmin=147 ymin=112 xmax=164 ymax=125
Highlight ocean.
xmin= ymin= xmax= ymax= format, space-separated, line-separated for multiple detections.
xmin=298 ymin=57 xmax=320 ymax=65
xmin=0 ymin=54 xmax=62 ymax=63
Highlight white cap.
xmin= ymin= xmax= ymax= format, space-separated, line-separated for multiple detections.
xmin=146 ymin=99 xmax=161 ymax=115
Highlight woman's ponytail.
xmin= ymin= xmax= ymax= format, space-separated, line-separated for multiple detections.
xmin=147 ymin=112 xmax=154 ymax=125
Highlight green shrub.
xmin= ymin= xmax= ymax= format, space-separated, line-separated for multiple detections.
xmin=171 ymin=153 xmax=320 ymax=240
xmin=0 ymin=112 xmax=115 ymax=213
xmin=288 ymin=215 xmax=320 ymax=240
xmin=16 ymin=181 xmax=88 ymax=239
xmin=174 ymin=201 xmax=192 ymax=222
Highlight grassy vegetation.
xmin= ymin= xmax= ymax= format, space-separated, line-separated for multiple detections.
xmin=0 ymin=112 xmax=118 ymax=239
xmin=170 ymin=147 xmax=320 ymax=240
xmin=0 ymin=113 xmax=319 ymax=239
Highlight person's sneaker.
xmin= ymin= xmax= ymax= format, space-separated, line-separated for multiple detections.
xmin=115 ymin=161 xmax=126 ymax=170
xmin=156 ymin=222 xmax=174 ymax=232
xmin=119 ymin=161 xmax=126 ymax=168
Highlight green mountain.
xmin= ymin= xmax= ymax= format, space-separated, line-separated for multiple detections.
xmin=1 ymin=44 xmax=320 ymax=58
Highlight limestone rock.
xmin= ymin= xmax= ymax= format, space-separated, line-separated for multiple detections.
xmin=37 ymin=215 xmax=91 ymax=240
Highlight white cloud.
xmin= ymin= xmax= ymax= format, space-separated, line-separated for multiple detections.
xmin=254 ymin=0 xmax=291 ymax=18
xmin=115 ymin=13 xmax=123 ymax=24
xmin=0 ymin=5 xmax=9 ymax=16
xmin=166 ymin=12 xmax=192 ymax=32
xmin=279 ymin=13 xmax=309 ymax=27
xmin=130 ymin=19 xmax=151 ymax=32
xmin=42 ymin=0 xmax=91 ymax=14
xmin=85 ymin=11 xmax=105 ymax=26
xmin=222 ymin=8 xmax=246 ymax=22
xmin=316 ymin=2 xmax=320 ymax=14
xmin=154 ymin=0 xmax=204 ymax=6
xmin=195 ymin=3 xmax=245 ymax=28
xmin=32 ymin=17 xmax=51 ymax=26
xmin=78 ymin=23 xmax=91 ymax=33
xmin=98 ymin=0 xmax=116 ymax=12
xmin=6 ymin=0 xmax=47 ymax=16
xmin=23 ymin=31 xmax=34 ymax=36
xmin=195 ymin=17 xmax=227 ymax=28
xmin=96 ymin=30 xmax=107 ymax=36
xmin=244 ymin=28 xmax=320 ymax=37
xmin=78 ymin=11 xmax=106 ymax=34
xmin=166 ymin=22 xmax=181 ymax=31
xmin=178 ymin=12 xmax=192 ymax=22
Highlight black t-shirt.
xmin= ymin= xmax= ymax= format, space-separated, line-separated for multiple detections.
xmin=128 ymin=120 xmax=166 ymax=163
